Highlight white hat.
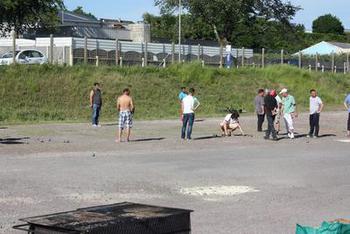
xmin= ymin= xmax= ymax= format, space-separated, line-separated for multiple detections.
xmin=279 ymin=88 xmax=288 ymax=94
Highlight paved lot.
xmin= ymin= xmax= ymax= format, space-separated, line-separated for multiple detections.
xmin=1 ymin=112 xmax=349 ymax=234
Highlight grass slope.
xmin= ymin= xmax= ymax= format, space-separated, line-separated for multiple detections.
xmin=0 ymin=64 xmax=349 ymax=123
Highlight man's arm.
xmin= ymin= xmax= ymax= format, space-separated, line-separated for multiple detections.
xmin=130 ymin=98 xmax=135 ymax=113
xmin=89 ymin=90 xmax=94 ymax=108
xmin=319 ymin=101 xmax=324 ymax=113
xmin=116 ymin=97 xmax=120 ymax=112
xmin=194 ymin=99 xmax=200 ymax=111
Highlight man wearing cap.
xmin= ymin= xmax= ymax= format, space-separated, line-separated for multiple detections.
xmin=280 ymin=88 xmax=298 ymax=139
xmin=264 ymin=90 xmax=278 ymax=140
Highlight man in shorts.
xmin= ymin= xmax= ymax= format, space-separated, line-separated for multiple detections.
xmin=116 ymin=88 xmax=134 ymax=143
xmin=280 ymin=88 xmax=298 ymax=139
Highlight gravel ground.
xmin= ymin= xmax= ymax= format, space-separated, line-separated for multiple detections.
xmin=0 ymin=112 xmax=349 ymax=234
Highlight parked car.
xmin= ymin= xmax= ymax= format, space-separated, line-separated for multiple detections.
xmin=0 ymin=49 xmax=48 ymax=65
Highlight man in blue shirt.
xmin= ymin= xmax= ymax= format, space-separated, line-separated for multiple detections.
xmin=178 ymin=87 xmax=188 ymax=102
xmin=344 ymin=93 xmax=350 ymax=137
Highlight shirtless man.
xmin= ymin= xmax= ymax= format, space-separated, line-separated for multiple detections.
xmin=116 ymin=88 xmax=134 ymax=142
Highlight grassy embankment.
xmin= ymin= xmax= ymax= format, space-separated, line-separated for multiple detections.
xmin=0 ymin=64 xmax=349 ymax=124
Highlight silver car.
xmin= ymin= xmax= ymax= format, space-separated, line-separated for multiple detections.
xmin=0 ymin=49 xmax=48 ymax=65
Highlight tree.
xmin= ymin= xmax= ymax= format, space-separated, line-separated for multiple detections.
xmin=143 ymin=13 xmax=215 ymax=42
xmin=312 ymin=14 xmax=344 ymax=35
xmin=0 ymin=0 xmax=64 ymax=36
xmin=154 ymin=0 xmax=300 ymax=46
xmin=72 ymin=6 xmax=97 ymax=20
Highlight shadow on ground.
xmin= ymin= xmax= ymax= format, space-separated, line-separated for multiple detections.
xmin=131 ymin=137 xmax=165 ymax=142
xmin=0 ymin=137 xmax=30 ymax=145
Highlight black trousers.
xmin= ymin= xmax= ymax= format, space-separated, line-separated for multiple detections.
xmin=266 ymin=114 xmax=277 ymax=138
xmin=309 ymin=113 xmax=320 ymax=137
xmin=257 ymin=114 xmax=265 ymax=132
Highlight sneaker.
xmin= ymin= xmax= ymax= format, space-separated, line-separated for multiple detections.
xmin=313 ymin=135 xmax=318 ymax=139
xmin=92 ymin=124 xmax=98 ymax=127
xmin=97 ymin=124 xmax=102 ymax=128
xmin=290 ymin=133 xmax=295 ymax=139
xmin=306 ymin=135 xmax=311 ymax=138
xmin=288 ymin=133 xmax=291 ymax=138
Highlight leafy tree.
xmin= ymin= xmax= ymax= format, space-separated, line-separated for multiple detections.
xmin=143 ymin=13 xmax=215 ymax=42
xmin=154 ymin=0 xmax=300 ymax=46
xmin=312 ymin=14 xmax=344 ymax=35
xmin=0 ymin=0 xmax=64 ymax=36
xmin=72 ymin=6 xmax=97 ymax=20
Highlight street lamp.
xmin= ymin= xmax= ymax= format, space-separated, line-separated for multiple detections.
xmin=178 ymin=0 xmax=182 ymax=62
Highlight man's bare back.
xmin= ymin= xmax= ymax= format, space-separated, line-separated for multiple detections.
xmin=117 ymin=94 xmax=134 ymax=112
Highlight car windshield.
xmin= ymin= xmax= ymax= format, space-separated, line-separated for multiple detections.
xmin=1 ymin=51 xmax=20 ymax=58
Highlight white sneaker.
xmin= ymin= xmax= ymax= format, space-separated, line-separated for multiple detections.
xmin=92 ymin=124 xmax=98 ymax=127
xmin=288 ymin=133 xmax=291 ymax=138
xmin=290 ymin=133 xmax=295 ymax=139
xmin=97 ymin=124 xmax=102 ymax=128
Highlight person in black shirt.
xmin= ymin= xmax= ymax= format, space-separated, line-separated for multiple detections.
xmin=264 ymin=90 xmax=278 ymax=140
xmin=90 ymin=83 xmax=102 ymax=127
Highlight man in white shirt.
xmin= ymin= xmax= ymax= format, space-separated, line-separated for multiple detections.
xmin=308 ymin=89 xmax=324 ymax=138
xmin=181 ymin=88 xmax=200 ymax=140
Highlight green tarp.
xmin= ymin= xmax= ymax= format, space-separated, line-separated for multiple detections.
xmin=296 ymin=222 xmax=350 ymax=234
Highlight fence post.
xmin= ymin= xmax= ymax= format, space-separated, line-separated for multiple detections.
xmin=281 ymin=49 xmax=284 ymax=65
xmin=120 ymin=57 xmax=123 ymax=67
xmin=84 ymin=36 xmax=88 ymax=64
xmin=197 ymin=44 xmax=201 ymax=61
xmin=163 ymin=59 xmax=166 ymax=68
xmin=322 ymin=65 xmax=324 ymax=73
xmin=69 ymin=40 xmax=74 ymax=66
xmin=95 ymin=56 xmax=99 ymax=67
xmin=142 ymin=58 xmax=145 ymax=67
xmin=219 ymin=45 xmax=223 ymax=68
xmin=308 ymin=65 xmax=312 ymax=72
xmin=144 ymin=42 xmax=148 ymax=66
xmin=201 ymin=60 xmax=205 ymax=68
xmin=344 ymin=62 xmax=347 ymax=74
xmin=347 ymin=53 xmax=349 ymax=73
xmin=241 ymin=47 xmax=245 ymax=67
xmin=12 ymin=31 xmax=16 ymax=64
xmin=315 ymin=53 xmax=318 ymax=72
xmin=115 ymin=39 xmax=119 ymax=66
xmin=63 ymin=46 xmax=66 ymax=65
xmin=50 ymin=34 xmax=54 ymax=64
xmin=171 ymin=42 xmax=175 ymax=64
xmin=261 ymin=48 xmax=265 ymax=68
xmin=236 ymin=49 xmax=239 ymax=68
xmin=298 ymin=51 xmax=302 ymax=69
xmin=331 ymin=52 xmax=335 ymax=73
xmin=334 ymin=66 xmax=337 ymax=73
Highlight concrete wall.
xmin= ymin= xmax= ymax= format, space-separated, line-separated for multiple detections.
xmin=128 ymin=23 xmax=151 ymax=43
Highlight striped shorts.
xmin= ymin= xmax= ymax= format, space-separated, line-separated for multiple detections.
xmin=119 ymin=111 xmax=133 ymax=129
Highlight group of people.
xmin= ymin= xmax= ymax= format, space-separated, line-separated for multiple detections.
xmin=90 ymin=82 xmax=350 ymax=143
xmin=255 ymin=88 xmax=325 ymax=140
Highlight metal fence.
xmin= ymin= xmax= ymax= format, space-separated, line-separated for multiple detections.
xmin=1 ymin=35 xmax=349 ymax=73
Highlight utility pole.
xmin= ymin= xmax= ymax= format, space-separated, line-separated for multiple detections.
xmin=178 ymin=0 xmax=182 ymax=62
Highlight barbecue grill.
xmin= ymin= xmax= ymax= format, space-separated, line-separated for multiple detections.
xmin=13 ymin=202 xmax=193 ymax=234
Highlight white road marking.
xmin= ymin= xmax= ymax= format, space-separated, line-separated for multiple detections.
xmin=180 ymin=186 xmax=259 ymax=197
xmin=336 ymin=139 xmax=350 ymax=143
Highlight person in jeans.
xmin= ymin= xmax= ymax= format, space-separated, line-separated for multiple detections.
xmin=280 ymin=88 xmax=298 ymax=139
xmin=264 ymin=90 xmax=278 ymax=141
xmin=308 ymin=89 xmax=324 ymax=138
xmin=254 ymin=89 xmax=265 ymax=132
xmin=181 ymin=88 xmax=200 ymax=140
xmin=344 ymin=93 xmax=350 ymax=137
xmin=90 ymin=83 xmax=102 ymax=127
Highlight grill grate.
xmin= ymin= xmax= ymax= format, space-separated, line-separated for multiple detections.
xmin=14 ymin=202 xmax=193 ymax=234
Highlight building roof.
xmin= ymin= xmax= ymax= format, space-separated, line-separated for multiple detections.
xmin=59 ymin=11 xmax=100 ymax=25
xmin=328 ymin=42 xmax=350 ymax=49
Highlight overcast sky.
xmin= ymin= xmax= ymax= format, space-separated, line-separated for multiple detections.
xmin=64 ymin=0 xmax=350 ymax=29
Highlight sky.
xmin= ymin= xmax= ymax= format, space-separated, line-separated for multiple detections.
xmin=64 ymin=0 xmax=350 ymax=29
